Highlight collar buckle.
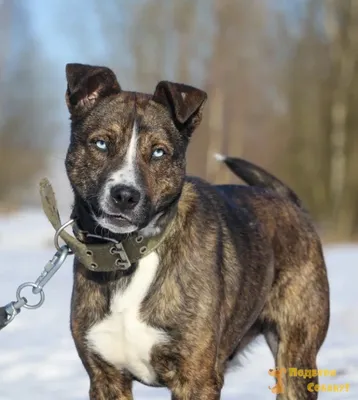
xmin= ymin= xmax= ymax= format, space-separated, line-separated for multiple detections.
xmin=110 ymin=242 xmax=132 ymax=270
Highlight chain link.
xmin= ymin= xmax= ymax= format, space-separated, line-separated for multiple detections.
xmin=0 ymin=243 xmax=71 ymax=330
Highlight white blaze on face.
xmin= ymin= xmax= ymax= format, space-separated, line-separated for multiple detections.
xmin=110 ymin=119 xmax=139 ymax=187
xmin=95 ymin=119 xmax=142 ymax=233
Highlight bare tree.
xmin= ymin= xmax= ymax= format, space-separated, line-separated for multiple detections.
xmin=0 ymin=3 xmax=54 ymax=206
xmin=273 ymin=0 xmax=358 ymax=239
xmin=324 ymin=0 xmax=358 ymax=237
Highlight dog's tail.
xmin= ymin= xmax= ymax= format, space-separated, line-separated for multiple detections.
xmin=215 ymin=154 xmax=302 ymax=208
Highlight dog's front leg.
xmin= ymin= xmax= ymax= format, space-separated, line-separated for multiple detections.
xmin=83 ymin=352 xmax=133 ymax=400
xmin=169 ymin=361 xmax=223 ymax=400
xmin=89 ymin=373 xmax=133 ymax=400
xmin=71 ymin=267 xmax=133 ymax=400
xmin=72 ymin=326 xmax=133 ymax=400
xmin=90 ymin=382 xmax=132 ymax=400
xmin=170 ymin=374 xmax=222 ymax=400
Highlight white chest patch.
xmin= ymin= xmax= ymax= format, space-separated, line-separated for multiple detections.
xmin=86 ymin=252 xmax=168 ymax=385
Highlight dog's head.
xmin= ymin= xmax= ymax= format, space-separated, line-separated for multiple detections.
xmin=65 ymin=63 xmax=207 ymax=235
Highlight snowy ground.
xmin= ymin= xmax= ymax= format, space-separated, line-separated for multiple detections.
xmin=0 ymin=210 xmax=357 ymax=399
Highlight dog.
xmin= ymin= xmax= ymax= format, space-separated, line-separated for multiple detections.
xmin=269 ymin=368 xmax=287 ymax=395
xmin=64 ymin=63 xmax=330 ymax=400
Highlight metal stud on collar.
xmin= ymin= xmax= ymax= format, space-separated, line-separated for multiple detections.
xmin=111 ymin=242 xmax=132 ymax=270
xmin=135 ymin=235 xmax=143 ymax=243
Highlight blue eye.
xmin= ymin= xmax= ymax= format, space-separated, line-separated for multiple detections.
xmin=152 ymin=148 xmax=165 ymax=159
xmin=95 ymin=140 xmax=108 ymax=151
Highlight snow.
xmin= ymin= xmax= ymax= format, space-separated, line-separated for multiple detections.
xmin=0 ymin=210 xmax=357 ymax=399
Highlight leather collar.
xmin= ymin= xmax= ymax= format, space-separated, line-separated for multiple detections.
xmin=39 ymin=178 xmax=174 ymax=272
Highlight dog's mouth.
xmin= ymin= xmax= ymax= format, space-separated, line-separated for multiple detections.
xmin=87 ymin=202 xmax=140 ymax=234
xmin=98 ymin=208 xmax=141 ymax=234
xmin=89 ymin=194 xmax=155 ymax=234
xmin=88 ymin=201 xmax=134 ymax=224
xmin=102 ymin=212 xmax=133 ymax=224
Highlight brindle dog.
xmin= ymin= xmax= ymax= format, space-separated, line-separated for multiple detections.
xmin=65 ymin=63 xmax=329 ymax=400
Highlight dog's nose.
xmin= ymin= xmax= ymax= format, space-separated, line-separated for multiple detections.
xmin=110 ymin=185 xmax=141 ymax=210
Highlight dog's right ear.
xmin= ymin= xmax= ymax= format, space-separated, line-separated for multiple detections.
xmin=152 ymin=81 xmax=207 ymax=137
xmin=65 ymin=63 xmax=121 ymax=117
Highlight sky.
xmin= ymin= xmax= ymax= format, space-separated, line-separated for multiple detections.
xmin=23 ymin=0 xmax=119 ymax=64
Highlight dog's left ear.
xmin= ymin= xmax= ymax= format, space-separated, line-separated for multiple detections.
xmin=152 ymin=81 xmax=207 ymax=136
xmin=65 ymin=63 xmax=121 ymax=118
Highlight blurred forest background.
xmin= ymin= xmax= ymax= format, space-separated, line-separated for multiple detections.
xmin=0 ymin=0 xmax=357 ymax=241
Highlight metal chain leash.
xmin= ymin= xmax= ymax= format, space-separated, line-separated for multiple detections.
xmin=0 ymin=241 xmax=71 ymax=331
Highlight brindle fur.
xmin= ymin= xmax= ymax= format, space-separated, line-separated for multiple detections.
xmin=65 ymin=64 xmax=329 ymax=399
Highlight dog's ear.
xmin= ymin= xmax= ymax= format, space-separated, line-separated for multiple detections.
xmin=65 ymin=63 xmax=121 ymax=117
xmin=152 ymin=81 xmax=207 ymax=136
